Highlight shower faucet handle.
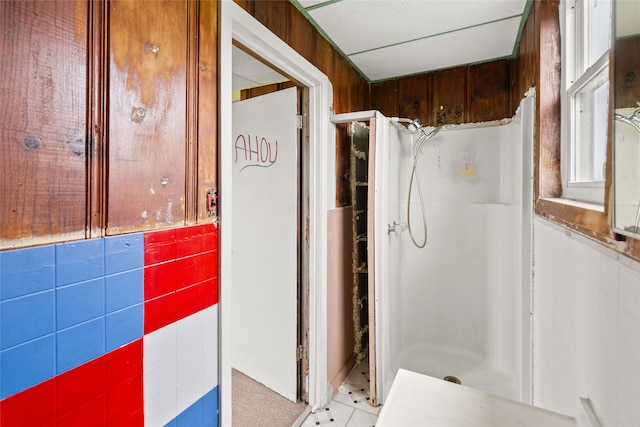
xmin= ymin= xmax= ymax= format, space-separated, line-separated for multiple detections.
xmin=388 ymin=221 xmax=407 ymax=235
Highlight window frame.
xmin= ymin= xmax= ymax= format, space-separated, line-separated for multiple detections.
xmin=560 ymin=0 xmax=612 ymax=205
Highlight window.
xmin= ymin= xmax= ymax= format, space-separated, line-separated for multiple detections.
xmin=561 ymin=0 xmax=612 ymax=204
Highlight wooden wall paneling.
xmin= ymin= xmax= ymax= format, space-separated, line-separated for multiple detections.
xmin=332 ymin=56 xmax=352 ymax=114
xmin=88 ymin=0 xmax=108 ymax=237
xmin=233 ymin=0 xmax=252 ymax=14
xmin=1 ymin=0 xmax=89 ymax=247
xmin=250 ymin=0 xmax=268 ymax=30
xmin=348 ymin=66 xmax=369 ymax=112
xmin=288 ymin=4 xmax=316 ymax=65
xmin=107 ymin=0 xmax=188 ymax=234
xmin=398 ymin=74 xmax=432 ymax=126
xmin=514 ymin=31 xmax=524 ymax=112
xmin=313 ymin=35 xmax=335 ymax=88
xmin=253 ymin=0 xmax=289 ymax=45
xmin=509 ymin=59 xmax=519 ymax=116
xmin=518 ymin=18 xmax=530 ymax=104
xmin=197 ymin=0 xmax=218 ymax=222
xmin=516 ymin=3 xmax=537 ymax=107
xmin=370 ymin=80 xmax=398 ymax=119
xmin=467 ymin=60 xmax=510 ymax=122
xmin=186 ymin=1 xmax=199 ymax=223
xmin=517 ymin=10 xmax=528 ymax=100
xmin=360 ymin=70 xmax=371 ymax=112
xmin=530 ymin=3 xmax=539 ymax=89
xmin=536 ymin=0 xmax=562 ymax=200
xmin=432 ymin=67 xmax=467 ymax=125
xmin=614 ymin=37 xmax=640 ymax=109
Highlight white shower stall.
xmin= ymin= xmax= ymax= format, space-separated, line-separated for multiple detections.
xmin=371 ymin=95 xmax=535 ymax=405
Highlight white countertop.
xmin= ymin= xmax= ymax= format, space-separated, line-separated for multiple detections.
xmin=376 ymin=369 xmax=577 ymax=427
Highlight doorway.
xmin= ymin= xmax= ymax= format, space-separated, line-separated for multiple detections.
xmin=230 ymin=78 xmax=306 ymax=424
xmin=220 ymin=2 xmax=333 ymax=425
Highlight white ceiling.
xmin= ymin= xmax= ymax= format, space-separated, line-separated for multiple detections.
xmin=232 ymin=0 xmax=531 ymax=89
xmin=232 ymin=45 xmax=288 ymax=91
xmin=295 ymin=0 xmax=530 ymax=82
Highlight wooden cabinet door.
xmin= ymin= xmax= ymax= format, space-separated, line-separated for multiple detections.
xmin=107 ymin=0 xmax=188 ymax=234
xmin=1 ymin=0 xmax=89 ymax=248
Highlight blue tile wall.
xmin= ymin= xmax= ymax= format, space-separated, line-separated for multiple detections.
xmin=106 ymin=269 xmax=144 ymax=313
xmin=166 ymin=386 xmax=219 ymax=427
xmin=0 ymin=245 xmax=54 ymax=300
xmin=105 ymin=303 xmax=143 ymax=352
xmin=1 ymin=290 xmax=55 ymax=350
xmin=57 ymin=317 xmax=105 ymax=374
xmin=202 ymin=386 xmax=219 ymax=427
xmin=1 ymin=335 xmax=55 ymax=399
xmin=56 ymin=239 xmax=105 ymax=286
xmin=56 ymin=278 xmax=105 ymax=330
xmin=0 ymin=233 xmax=144 ymax=399
xmin=105 ymin=234 xmax=144 ymax=275
xmin=176 ymin=398 xmax=203 ymax=427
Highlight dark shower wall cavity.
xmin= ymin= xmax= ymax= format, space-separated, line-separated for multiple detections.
xmin=349 ymin=121 xmax=371 ymax=364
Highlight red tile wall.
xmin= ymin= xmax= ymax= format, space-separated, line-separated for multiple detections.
xmin=0 ymin=339 xmax=143 ymax=427
xmin=143 ymin=224 xmax=218 ymax=335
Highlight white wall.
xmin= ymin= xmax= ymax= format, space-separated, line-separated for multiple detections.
xmin=533 ymin=217 xmax=640 ymax=426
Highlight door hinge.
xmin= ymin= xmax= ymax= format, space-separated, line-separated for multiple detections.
xmin=296 ymin=345 xmax=304 ymax=361
xmin=296 ymin=114 xmax=303 ymax=130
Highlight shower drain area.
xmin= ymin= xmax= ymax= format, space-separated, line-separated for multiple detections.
xmin=443 ymin=375 xmax=462 ymax=385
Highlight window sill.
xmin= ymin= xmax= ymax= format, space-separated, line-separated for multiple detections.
xmin=536 ymin=197 xmax=640 ymax=262
xmin=540 ymin=197 xmax=605 ymax=213
xmin=535 ymin=197 xmax=613 ymax=242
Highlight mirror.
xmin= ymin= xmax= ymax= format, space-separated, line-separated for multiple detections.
xmin=613 ymin=0 xmax=640 ymax=237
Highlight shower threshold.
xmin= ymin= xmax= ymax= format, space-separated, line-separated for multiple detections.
xmin=377 ymin=369 xmax=576 ymax=427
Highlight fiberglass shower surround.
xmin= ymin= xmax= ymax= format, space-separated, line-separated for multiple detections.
xmin=390 ymin=117 xmax=462 ymax=249
xmin=374 ymin=95 xmax=534 ymax=406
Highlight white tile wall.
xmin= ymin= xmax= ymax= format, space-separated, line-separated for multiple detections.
xmin=145 ymin=356 xmax=178 ymax=403
xmin=143 ymin=305 xmax=218 ymax=427
xmin=144 ymin=387 xmax=177 ymax=427
xmin=144 ymin=323 xmax=176 ymax=368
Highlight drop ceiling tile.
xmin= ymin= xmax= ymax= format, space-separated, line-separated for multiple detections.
xmin=232 ymin=45 xmax=288 ymax=91
xmin=308 ymin=0 xmax=526 ymax=55
xmin=350 ymin=17 xmax=521 ymax=81
xmin=232 ymin=46 xmax=256 ymax=66
xmin=233 ymin=61 xmax=288 ymax=86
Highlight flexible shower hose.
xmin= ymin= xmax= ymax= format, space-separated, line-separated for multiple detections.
xmin=407 ymin=137 xmax=429 ymax=248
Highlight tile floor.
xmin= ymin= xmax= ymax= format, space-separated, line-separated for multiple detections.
xmin=300 ymin=359 xmax=380 ymax=427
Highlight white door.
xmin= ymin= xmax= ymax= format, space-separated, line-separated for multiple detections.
xmin=231 ymin=87 xmax=299 ymax=402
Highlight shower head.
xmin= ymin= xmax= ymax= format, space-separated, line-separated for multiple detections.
xmin=390 ymin=117 xmax=425 ymax=134
xmin=407 ymin=119 xmax=423 ymax=133
xmin=390 ymin=117 xmax=448 ymax=146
